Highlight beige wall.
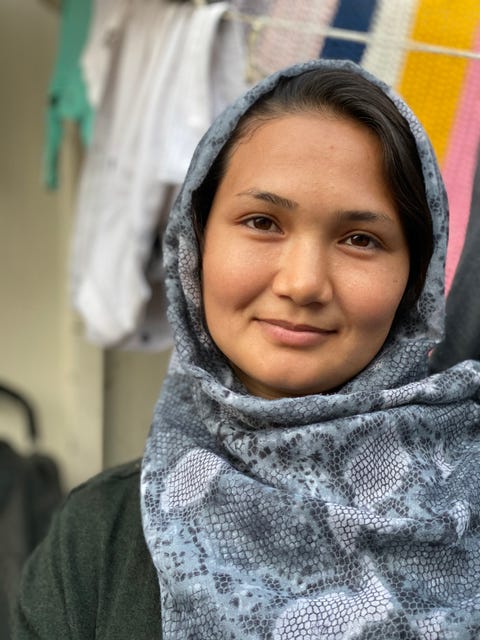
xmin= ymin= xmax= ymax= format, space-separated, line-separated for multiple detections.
xmin=0 ymin=0 xmax=170 ymax=490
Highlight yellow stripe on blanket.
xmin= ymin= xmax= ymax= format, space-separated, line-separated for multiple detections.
xmin=399 ymin=0 xmax=480 ymax=164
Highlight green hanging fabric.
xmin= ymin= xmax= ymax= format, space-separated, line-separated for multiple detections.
xmin=44 ymin=0 xmax=94 ymax=189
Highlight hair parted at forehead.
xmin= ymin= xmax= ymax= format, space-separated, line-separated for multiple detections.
xmin=193 ymin=67 xmax=433 ymax=316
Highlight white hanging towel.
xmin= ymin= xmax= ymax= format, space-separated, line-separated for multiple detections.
xmin=80 ymin=0 xmax=131 ymax=110
xmin=71 ymin=0 xmax=249 ymax=348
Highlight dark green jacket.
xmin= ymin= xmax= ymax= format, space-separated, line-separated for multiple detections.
xmin=12 ymin=461 xmax=162 ymax=639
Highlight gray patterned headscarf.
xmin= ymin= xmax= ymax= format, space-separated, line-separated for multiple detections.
xmin=141 ymin=59 xmax=480 ymax=639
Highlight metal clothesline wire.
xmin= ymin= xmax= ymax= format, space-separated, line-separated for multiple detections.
xmin=224 ymin=8 xmax=480 ymax=61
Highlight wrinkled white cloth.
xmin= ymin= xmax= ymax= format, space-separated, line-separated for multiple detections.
xmin=72 ymin=0 xmax=248 ymax=348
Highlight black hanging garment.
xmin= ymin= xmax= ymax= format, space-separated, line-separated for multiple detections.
xmin=0 ymin=384 xmax=63 ymax=640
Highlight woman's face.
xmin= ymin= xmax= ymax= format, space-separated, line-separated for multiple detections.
xmin=201 ymin=114 xmax=410 ymax=399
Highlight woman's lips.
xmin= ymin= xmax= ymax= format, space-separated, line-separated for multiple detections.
xmin=256 ymin=318 xmax=336 ymax=347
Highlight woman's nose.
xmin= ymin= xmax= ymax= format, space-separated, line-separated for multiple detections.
xmin=271 ymin=240 xmax=333 ymax=305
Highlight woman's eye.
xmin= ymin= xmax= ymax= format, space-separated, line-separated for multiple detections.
xmin=244 ymin=216 xmax=280 ymax=232
xmin=344 ymin=233 xmax=378 ymax=249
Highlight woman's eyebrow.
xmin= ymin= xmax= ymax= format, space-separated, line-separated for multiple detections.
xmin=235 ymin=188 xmax=299 ymax=210
xmin=336 ymin=209 xmax=395 ymax=224
xmin=234 ymin=191 xmax=395 ymax=224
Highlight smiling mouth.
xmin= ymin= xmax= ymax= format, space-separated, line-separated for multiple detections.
xmin=260 ymin=319 xmax=335 ymax=333
xmin=257 ymin=319 xmax=336 ymax=347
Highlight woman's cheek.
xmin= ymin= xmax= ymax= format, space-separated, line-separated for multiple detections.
xmin=347 ymin=275 xmax=407 ymax=331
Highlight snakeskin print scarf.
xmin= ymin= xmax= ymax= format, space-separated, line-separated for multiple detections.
xmin=141 ymin=59 xmax=480 ymax=639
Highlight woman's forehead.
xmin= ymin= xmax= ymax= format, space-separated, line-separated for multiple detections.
xmin=216 ymin=114 xmax=387 ymax=193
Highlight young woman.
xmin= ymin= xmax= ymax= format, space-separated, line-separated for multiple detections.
xmin=14 ymin=59 xmax=480 ymax=639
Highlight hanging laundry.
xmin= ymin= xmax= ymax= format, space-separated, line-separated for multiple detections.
xmin=320 ymin=0 xmax=378 ymax=62
xmin=80 ymin=0 xmax=131 ymax=110
xmin=44 ymin=0 xmax=94 ymax=189
xmin=231 ymin=0 xmax=271 ymax=14
xmin=394 ymin=0 xmax=480 ymax=293
xmin=71 ymin=0 xmax=249 ymax=349
xmin=361 ymin=0 xmax=418 ymax=87
xmin=247 ymin=0 xmax=338 ymax=81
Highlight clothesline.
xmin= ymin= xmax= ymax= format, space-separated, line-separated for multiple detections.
xmin=224 ymin=8 xmax=480 ymax=61
xmin=41 ymin=0 xmax=480 ymax=60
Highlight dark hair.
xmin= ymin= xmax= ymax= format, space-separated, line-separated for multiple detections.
xmin=193 ymin=68 xmax=433 ymax=313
